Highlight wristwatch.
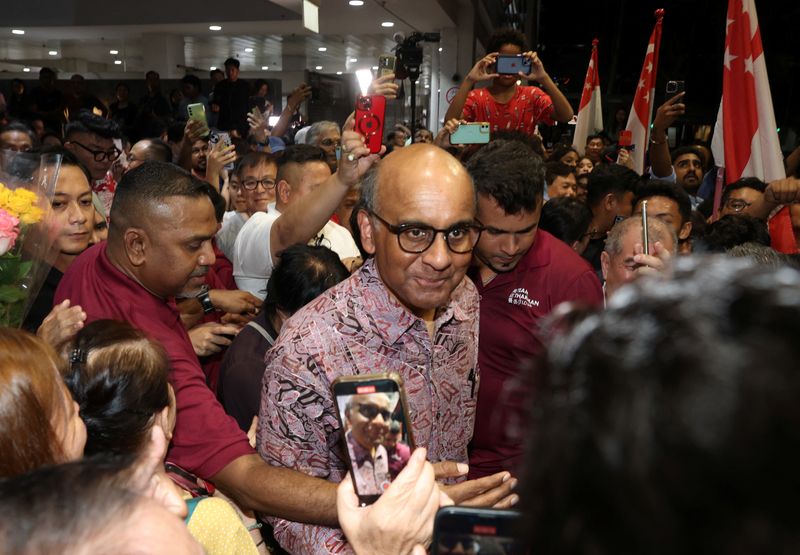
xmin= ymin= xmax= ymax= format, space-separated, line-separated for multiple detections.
xmin=196 ymin=288 xmax=215 ymax=314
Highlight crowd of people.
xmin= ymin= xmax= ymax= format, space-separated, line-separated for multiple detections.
xmin=2 ymin=25 xmax=800 ymax=555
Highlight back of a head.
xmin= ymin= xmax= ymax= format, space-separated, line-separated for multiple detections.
xmin=62 ymin=320 xmax=170 ymax=457
xmin=466 ymin=139 xmax=544 ymax=214
xmin=727 ymin=242 xmax=788 ymax=268
xmin=143 ymin=139 xmax=172 ymax=163
xmin=632 ymin=179 xmax=692 ymax=224
xmin=540 ymin=197 xmax=592 ymax=245
xmin=276 ymin=144 xmax=327 ymax=182
xmin=110 ymin=161 xmax=219 ymax=237
xmin=65 ymin=110 xmax=121 ymax=141
xmin=704 ymin=214 xmax=771 ymax=253
xmin=524 ymin=257 xmax=800 ymax=554
xmin=493 ymin=130 xmax=545 ymax=158
xmin=586 ymin=164 xmax=639 ymax=208
xmin=265 ymin=244 xmax=350 ymax=316
xmin=0 ymin=329 xmax=65 ymax=478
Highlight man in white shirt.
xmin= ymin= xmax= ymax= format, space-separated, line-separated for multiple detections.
xmin=234 ymin=144 xmax=361 ymax=298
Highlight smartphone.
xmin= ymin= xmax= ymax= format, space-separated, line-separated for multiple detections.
xmin=495 ymin=54 xmax=531 ymax=76
xmin=432 ymin=507 xmax=526 ymax=555
xmin=331 ymin=373 xmax=415 ymax=506
xmin=354 ymin=95 xmax=386 ymax=155
xmin=618 ymin=129 xmax=635 ymax=151
xmin=248 ymin=96 xmax=267 ymax=113
xmin=378 ymin=54 xmax=397 ymax=78
xmin=187 ymin=103 xmax=209 ymax=137
xmin=666 ymin=80 xmax=685 ymax=101
xmin=209 ymin=130 xmax=235 ymax=171
xmin=450 ymin=122 xmax=491 ymax=145
xmin=641 ymin=199 xmax=650 ymax=255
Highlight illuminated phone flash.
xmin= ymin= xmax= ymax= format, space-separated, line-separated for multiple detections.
xmin=356 ymin=69 xmax=373 ymax=96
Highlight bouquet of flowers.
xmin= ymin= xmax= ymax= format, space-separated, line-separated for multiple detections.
xmin=0 ymin=151 xmax=61 ymax=328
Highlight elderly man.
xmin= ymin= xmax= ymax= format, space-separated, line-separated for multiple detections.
xmin=600 ymin=215 xmax=677 ymax=300
xmin=343 ymin=393 xmax=393 ymax=496
xmin=125 ymin=138 xmax=172 ymax=173
xmin=259 ymin=144 xmax=517 ymax=554
xmin=55 ymin=148 xmax=372 ymax=533
xmin=306 ymin=121 xmax=341 ymax=173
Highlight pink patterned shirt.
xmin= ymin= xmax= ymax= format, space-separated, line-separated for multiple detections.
xmin=258 ymin=258 xmax=480 ymax=554
xmin=462 ymin=85 xmax=554 ymax=135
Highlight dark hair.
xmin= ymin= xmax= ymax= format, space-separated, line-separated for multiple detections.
xmin=549 ymin=144 xmax=579 ymax=164
xmin=264 ymin=245 xmax=350 ymax=317
xmin=523 ymin=257 xmax=800 ymax=554
xmin=224 ymin=57 xmax=240 ymax=69
xmin=485 ymin=28 xmax=528 ymax=54
xmin=115 ymin=82 xmax=129 ymax=92
xmin=704 ymin=214 xmax=771 ymax=252
xmin=670 ymin=145 xmax=703 ymax=164
xmin=0 ymin=121 xmax=38 ymax=149
xmin=167 ymin=121 xmax=185 ymax=144
xmin=585 ymin=164 xmax=639 ymax=208
xmin=466 ymin=139 xmax=544 ymax=214
xmin=145 ymin=70 xmax=159 ymax=80
xmin=236 ymin=151 xmax=278 ymax=179
xmin=65 ymin=110 xmax=121 ymax=140
xmin=276 ymin=144 xmax=327 ymax=182
xmin=540 ymin=197 xmax=592 ymax=246
xmin=492 ymin=129 xmax=545 ymax=158
xmin=254 ymin=79 xmax=268 ymax=92
xmin=39 ymin=67 xmax=56 ymax=78
xmin=544 ymin=161 xmax=573 ymax=186
xmin=181 ymin=74 xmax=202 ymax=89
xmin=586 ymin=134 xmax=604 ymax=145
xmin=40 ymin=145 xmax=92 ymax=183
xmin=62 ymin=321 xmax=170 ymax=457
xmin=210 ymin=68 xmax=224 ymax=78
xmin=727 ymin=242 xmax=789 ymax=268
xmin=632 ymin=179 xmax=692 ymax=224
xmin=110 ymin=161 xmax=220 ymax=235
xmin=0 ymin=329 xmax=68 ymax=478
xmin=721 ymin=177 xmax=767 ymax=206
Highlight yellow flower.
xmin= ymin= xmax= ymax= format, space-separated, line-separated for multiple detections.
xmin=19 ymin=205 xmax=43 ymax=225
xmin=0 ymin=187 xmax=11 ymax=209
xmin=0 ymin=185 xmax=42 ymax=223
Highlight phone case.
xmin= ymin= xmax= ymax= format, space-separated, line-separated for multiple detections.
xmin=496 ymin=55 xmax=531 ymax=75
xmin=187 ymin=103 xmax=209 ymax=137
xmin=354 ymin=95 xmax=386 ymax=154
xmin=331 ymin=373 xmax=415 ymax=505
xmin=450 ymin=123 xmax=491 ymax=145
xmin=432 ymin=507 xmax=525 ymax=555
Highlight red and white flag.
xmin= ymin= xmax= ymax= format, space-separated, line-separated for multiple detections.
xmin=625 ymin=9 xmax=664 ymax=174
xmin=709 ymin=0 xmax=792 ymax=251
xmin=573 ymin=39 xmax=603 ymax=154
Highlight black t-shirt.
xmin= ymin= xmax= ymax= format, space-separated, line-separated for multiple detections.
xmin=23 ymin=266 xmax=64 ymax=333
xmin=212 ymin=79 xmax=250 ymax=134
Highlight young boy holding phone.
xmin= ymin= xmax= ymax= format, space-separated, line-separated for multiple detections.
xmin=445 ymin=29 xmax=573 ymax=137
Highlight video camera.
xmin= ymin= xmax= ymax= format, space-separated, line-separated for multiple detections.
xmin=392 ymin=32 xmax=441 ymax=81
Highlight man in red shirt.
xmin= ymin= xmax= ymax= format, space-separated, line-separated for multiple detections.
xmin=465 ymin=139 xmax=603 ymax=479
xmin=54 ymin=150 xmax=372 ymax=525
xmin=445 ymin=29 xmax=573 ymax=136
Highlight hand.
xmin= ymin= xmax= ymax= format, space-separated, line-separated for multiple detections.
xmin=433 ymin=119 xmax=463 ymax=149
xmin=467 ymin=53 xmax=500 ymax=85
xmin=110 ymin=153 xmax=127 ymax=183
xmin=206 ymin=141 xmax=236 ymax=182
xmin=286 ymin=84 xmax=312 ymax=112
xmin=520 ymin=51 xmax=548 ymax=82
xmin=765 ymin=177 xmax=800 ymax=205
xmin=37 ymin=299 xmax=87 ymax=349
xmin=368 ymin=74 xmax=400 ymax=99
xmin=127 ymin=426 xmax=188 ymax=518
xmin=652 ymin=92 xmax=686 ymax=134
xmin=208 ymin=289 xmax=262 ymax=315
xmin=247 ymin=111 xmax=270 ymax=144
xmin=188 ymin=322 xmax=240 ymax=357
xmin=220 ymin=312 xmax=255 ymax=327
xmin=184 ymin=118 xmax=208 ymax=143
xmin=338 ymin=448 xmax=453 ymax=555
xmin=437 ymin=466 xmax=519 ymax=509
xmin=336 ymin=116 xmax=384 ymax=188
xmin=632 ymin=241 xmax=673 ymax=279
xmin=616 ymin=148 xmax=634 ymax=169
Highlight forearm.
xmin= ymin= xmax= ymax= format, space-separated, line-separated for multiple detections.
xmin=444 ymin=79 xmax=474 ymax=122
xmin=213 ymin=454 xmax=339 ymax=525
xmin=786 ymin=144 xmax=800 ymax=178
xmin=177 ymin=140 xmax=193 ymax=171
xmin=271 ymin=103 xmax=297 ymax=139
xmin=539 ymin=75 xmax=573 ymax=122
xmin=649 ymin=127 xmax=674 ymax=178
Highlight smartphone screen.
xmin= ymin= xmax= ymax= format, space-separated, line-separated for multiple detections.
xmin=433 ymin=507 xmax=526 ymax=555
xmin=495 ymin=54 xmax=531 ymax=76
xmin=187 ymin=103 xmax=210 ymax=137
xmin=378 ymin=54 xmax=397 ymax=77
xmin=333 ymin=374 xmax=414 ymax=505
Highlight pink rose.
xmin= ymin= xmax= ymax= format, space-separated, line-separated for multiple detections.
xmin=0 ymin=208 xmax=20 ymax=256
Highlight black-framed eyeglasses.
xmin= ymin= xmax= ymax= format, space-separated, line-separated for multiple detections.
xmin=357 ymin=403 xmax=392 ymax=421
xmin=319 ymin=138 xmax=341 ymax=148
xmin=242 ymin=178 xmax=276 ymax=191
xmin=724 ymin=198 xmax=753 ymax=212
xmin=68 ymin=140 xmax=121 ymax=162
xmin=371 ymin=211 xmax=482 ymax=254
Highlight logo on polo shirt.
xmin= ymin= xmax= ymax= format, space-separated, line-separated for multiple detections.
xmin=507 ymin=288 xmax=540 ymax=307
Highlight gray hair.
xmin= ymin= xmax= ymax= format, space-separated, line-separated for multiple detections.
xmin=727 ymin=242 xmax=789 ymax=268
xmin=360 ymin=164 xmax=380 ymax=214
xmin=306 ymin=121 xmax=340 ymax=146
xmin=604 ymin=217 xmax=678 ymax=256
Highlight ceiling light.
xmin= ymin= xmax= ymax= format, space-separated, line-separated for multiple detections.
xmin=114 ymin=60 xmax=122 ymax=65
xmin=23 ymin=67 xmax=30 ymax=72
xmin=210 ymin=66 xmax=217 ymax=70
xmin=261 ymin=66 xmax=269 ymax=70
xmin=425 ymin=84 xmax=430 ymax=88
xmin=336 ymin=71 xmax=343 ymax=75
xmin=318 ymin=47 xmax=327 ymax=52
xmin=438 ymin=47 xmax=443 ymax=52
xmin=349 ymin=57 xmax=358 ymax=63
xmin=209 ymin=25 xmax=222 ymax=31
xmin=11 ymin=29 xmax=25 ymax=35
xmin=48 ymin=50 xmax=58 ymax=56
xmin=109 ymin=49 xmax=119 ymax=55
xmin=381 ymin=21 xmax=395 ymax=28
xmin=371 ymin=66 xmax=379 ymax=70
xmin=349 ymin=0 xmax=364 ymax=5
xmin=315 ymin=65 xmax=323 ymax=70
xmin=244 ymin=47 xmax=254 ymax=53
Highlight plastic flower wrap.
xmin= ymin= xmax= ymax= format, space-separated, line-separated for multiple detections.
xmin=0 ymin=150 xmax=62 ymax=327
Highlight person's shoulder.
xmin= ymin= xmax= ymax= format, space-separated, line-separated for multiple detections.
xmin=536 ymin=230 xmax=594 ymax=272
xmin=238 ymin=211 xmax=277 ymax=236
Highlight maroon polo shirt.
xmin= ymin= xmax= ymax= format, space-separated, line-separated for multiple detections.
xmin=467 ymin=230 xmax=603 ymax=479
xmin=55 ymin=243 xmax=254 ymax=479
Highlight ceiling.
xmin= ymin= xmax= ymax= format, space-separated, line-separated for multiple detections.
xmin=0 ymin=0 xmax=456 ymax=76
